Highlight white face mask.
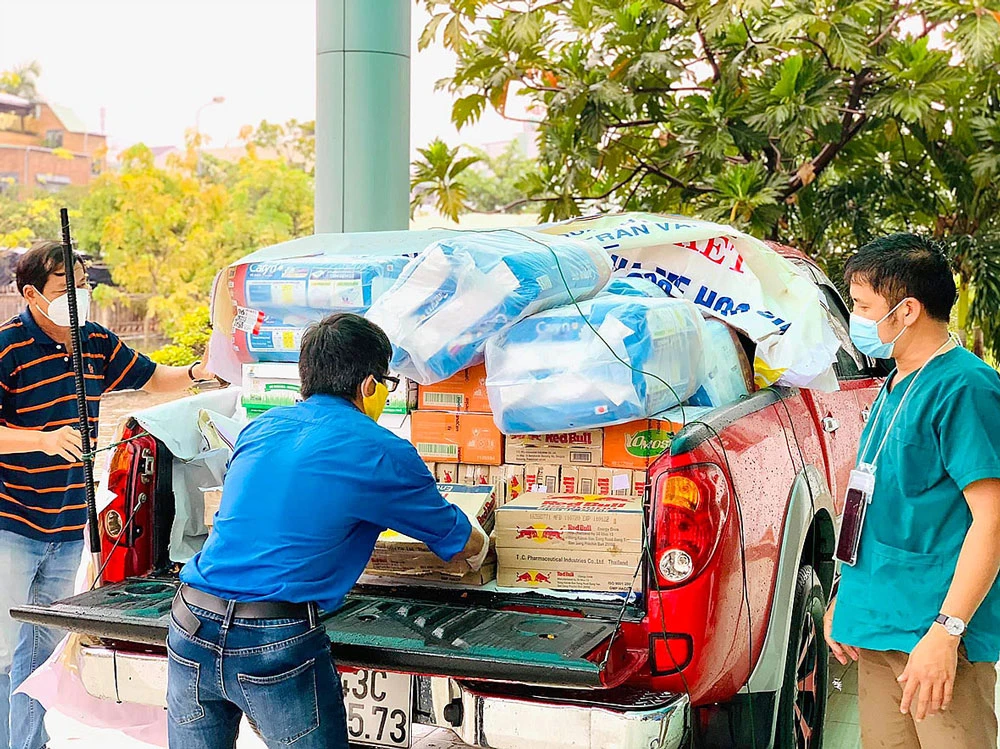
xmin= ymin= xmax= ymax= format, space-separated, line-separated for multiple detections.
xmin=32 ymin=287 xmax=91 ymax=328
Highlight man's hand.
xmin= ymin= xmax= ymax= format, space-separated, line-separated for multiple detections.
xmin=39 ymin=426 xmax=83 ymax=463
xmin=898 ymin=625 xmax=958 ymax=721
xmin=824 ymin=597 xmax=860 ymax=666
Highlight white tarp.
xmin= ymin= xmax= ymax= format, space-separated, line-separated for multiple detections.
xmin=538 ymin=213 xmax=840 ymax=389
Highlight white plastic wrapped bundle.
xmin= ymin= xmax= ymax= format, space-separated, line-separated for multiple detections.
xmin=603 ymin=277 xmax=667 ymax=298
xmin=485 ymin=297 xmax=708 ymax=433
xmin=688 ymin=319 xmax=751 ymax=408
xmin=366 ymin=230 xmax=613 ymax=384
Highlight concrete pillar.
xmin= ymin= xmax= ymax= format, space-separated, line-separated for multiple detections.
xmin=315 ymin=0 xmax=411 ymax=233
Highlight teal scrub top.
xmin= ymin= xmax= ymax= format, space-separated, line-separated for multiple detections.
xmin=832 ymin=347 xmax=1000 ymax=662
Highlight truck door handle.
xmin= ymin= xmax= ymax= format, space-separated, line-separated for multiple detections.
xmin=822 ymin=417 xmax=840 ymax=433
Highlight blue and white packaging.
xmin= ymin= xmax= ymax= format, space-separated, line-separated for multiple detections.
xmin=603 ymin=277 xmax=667 ymax=298
xmin=366 ymin=230 xmax=612 ymax=384
xmin=688 ymin=319 xmax=751 ymax=408
xmin=485 ymin=297 xmax=708 ymax=433
xmin=239 ymin=256 xmax=408 ymax=319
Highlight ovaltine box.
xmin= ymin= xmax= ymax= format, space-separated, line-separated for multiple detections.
xmin=410 ymin=411 xmax=504 ymax=465
xmin=497 ymin=548 xmax=642 ymax=593
xmin=602 ymin=419 xmax=683 ymax=470
xmin=417 ymin=363 xmax=490 ymax=413
xmin=496 ymin=493 xmax=644 ymax=552
xmin=504 ymin=430 xmax=603 ymax=466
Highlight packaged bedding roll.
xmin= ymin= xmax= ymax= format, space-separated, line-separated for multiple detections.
xmin=486 ymin=297 xmax=708 ymax=433
xmin=232 ymin=255 xmax=408 ymax=319
xmin=366 ymin=230 xmax=612 ymax=384
xmin=688 ymin=319 xmax=752 ymax=408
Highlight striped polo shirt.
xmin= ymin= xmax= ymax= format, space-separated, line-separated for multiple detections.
xmin=0 ymin=308 xmax=157 ymax=542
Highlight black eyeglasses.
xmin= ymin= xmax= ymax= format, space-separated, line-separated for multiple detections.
xmin=379 ymin=374 xmax=400 ymax=393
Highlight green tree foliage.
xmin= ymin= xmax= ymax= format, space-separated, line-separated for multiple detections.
xmin=75 ymin=122 xmax=314 ymax=362
xmin=0 ymin=61 xmax=42 ymax=100
xmin=463 ymin=139 xmax=537 ymax=213
xmin=418 ymin=0 xmax=1000 ymax=354
xmin=410 ymin=137 xmax=482 ymax=221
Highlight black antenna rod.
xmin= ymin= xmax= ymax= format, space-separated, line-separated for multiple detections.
xmin=59 ymin=208 xmax=102 ymax=576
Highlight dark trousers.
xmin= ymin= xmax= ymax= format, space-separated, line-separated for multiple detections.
xmin=166 ymin=599 xmax=349 ymax=749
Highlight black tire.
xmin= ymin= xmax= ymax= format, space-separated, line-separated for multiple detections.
xmin=775 ymin=565 xmax=829 ymax=749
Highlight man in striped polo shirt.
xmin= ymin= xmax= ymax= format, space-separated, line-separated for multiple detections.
xmin=0 ymin=241 xmax=213 ymax=749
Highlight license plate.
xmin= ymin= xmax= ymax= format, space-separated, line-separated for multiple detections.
xmin=340 ymin=669 xmax=413 ymax=748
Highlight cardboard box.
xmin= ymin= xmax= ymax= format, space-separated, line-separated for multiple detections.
xmin=241 ymin=362 xmax=301 ymax=414
xmin=632 ymin=470 xmax=649 ymax=498
xmin=603 ymin=418 xmax=683 ymax=470
xmin=597 ymin=467 xmax=633 ymax=496
xmin=504 ymin=431 xmax=603 ymax=467
xmin=434 ymin=463 xmax=458 ymax=484
xmin=365 ymin=558 xmax=497 ymax=586
xmin=203 ymin=488 xmax=223 ymax=527
xmin=460 ymin=464 xmax=491 ymax=487
xmin=417 ymin=364 xmax=490 ymax=413
xmin=497 ymin=547 xmax=642 ymax=592
xmin=488 ymin=465 xmax=526 ymax=505
xmin=575 ymin=467 xmax=597 ymax=495
xmin=367 ymin=485 xmax=497 ymax=577
xmin=560 ymin=466 xmax=580 ymax=494
xmin=385 ymin=371 xmax=418 ymax=416
xmin=525 ymin=464 xmax=560 ymax=494
xmin=495 ymin=492 xmax=644 ymax=553
xmin=410 ymin=411 xmax=504 ymax=465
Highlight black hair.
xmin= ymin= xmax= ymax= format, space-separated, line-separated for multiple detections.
xmin=298 ymin=313 xmax=393 ymax=400
xmin=15 ymin=240 xmax=88 ymax=296
xmin=843 ymin=233 xmax=956 ymax=323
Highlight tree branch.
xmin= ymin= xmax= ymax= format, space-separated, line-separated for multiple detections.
xmin=795 ymin=36 xmax=839 ymax=70
xmin=498 ymin=164 xmax=647 ymax=212
xmin=695 ymin=19 xmax=721 ymax=82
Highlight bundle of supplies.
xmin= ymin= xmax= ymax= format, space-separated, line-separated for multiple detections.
xmin=365 ymin=230 xmax=613 ymax=384
xmin=496 ymin=493 xmax=644 ymax=592
xmin=538 ymin=212 xmax=840 ymax=389
xmin=365 ymin=484 xmax=497 ymax=585
xmin=241 ymin=363 xmax=302 ymax=417
xmin=485 ymin=296 xmax=708 ymax=433
xmin=688 ymin=319 xmax=753 ymax=408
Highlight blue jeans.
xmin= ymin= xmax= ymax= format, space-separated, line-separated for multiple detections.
xmin=166 ymin=599 xmax=349 ymax=749
xmin=0 ymin=530 xmax=84 ymax=749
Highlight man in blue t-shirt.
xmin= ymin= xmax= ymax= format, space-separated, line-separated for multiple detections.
xmin=825 ymin=234 xmax=1000 ymax=748
xmin=167 ymin=313 xmax=488 ymax=749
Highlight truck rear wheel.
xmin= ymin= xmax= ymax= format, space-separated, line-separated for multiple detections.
xmin=775 ymin=565 xmax=828 ymax=749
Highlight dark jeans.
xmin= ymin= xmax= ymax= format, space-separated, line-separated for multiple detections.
xmin=166 ymin=600 xmax=348 ymax=749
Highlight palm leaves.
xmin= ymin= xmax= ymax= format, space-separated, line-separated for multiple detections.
xmin=410 ymin=138 xmax=482 ymax=222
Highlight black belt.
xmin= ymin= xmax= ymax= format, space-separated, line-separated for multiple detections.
xmin=171 ymin=583 xmax=319 ymax=637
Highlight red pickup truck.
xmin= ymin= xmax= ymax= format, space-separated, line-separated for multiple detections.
xmin=12 ymin=241 xmax=880 ymax=749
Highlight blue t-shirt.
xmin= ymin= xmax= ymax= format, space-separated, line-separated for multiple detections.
xmin=832 ymin=347 xmax=1000 ymax=661
xmin=181 ymin=394 xmax=473 ymax=612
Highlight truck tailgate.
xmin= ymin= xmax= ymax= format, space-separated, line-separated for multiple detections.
xmin=12 ymin=578 xmax=645 ymax=689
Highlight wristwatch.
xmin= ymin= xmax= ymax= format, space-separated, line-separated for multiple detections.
xmin=934 ymin=613 xmax=967 ymax=637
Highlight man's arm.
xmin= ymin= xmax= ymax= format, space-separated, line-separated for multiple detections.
xmin=899 ymin=478 xmax=1000 ymax=720
xmin=142 ymin=360 xmax=212 ymax=394
xmin=0 ymin=425 xmax=82 ymax=462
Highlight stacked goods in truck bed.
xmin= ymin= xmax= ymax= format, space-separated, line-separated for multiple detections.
xmin=365 ymin=484 xmax=498 ymax=585
xmin=495 ymin=493 xmax=644 ymax=592
xmin=365 ymin=230 xmax=613 ymax=384
xmin=485 ymin=296 xmax=708 ymax=433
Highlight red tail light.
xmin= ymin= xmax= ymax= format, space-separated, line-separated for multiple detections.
xmin=651 ymin=463 xmax=730 ymax=588
xmin=98 ymin=422 xmax=157 ymax=584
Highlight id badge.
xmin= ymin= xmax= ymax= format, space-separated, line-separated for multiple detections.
xmin=835 ymin=464 xmax=876 ymax=566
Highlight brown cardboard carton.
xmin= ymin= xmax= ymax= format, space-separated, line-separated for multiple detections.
xmin=596 ymin=467 xmax=633 ymax=496
xmin=504 ymin=431 xmax=603 ymax=466
xmin=410 ymin=411 xmax=504 ymax=465
xmin=203 ymin=488 xmax=223 ymax=527
xmin=365 ymin=558 xmax=497 ymax=586
xmin=434 ymin=463 xmax=457 ymax=483
xmin=560 ymin=466 xmax=579 ymax=494
xmin=495 ymin=492 xmax=644 ymax=553
xmin=417 ymin=364 xmax=490 ymax=413
xmin=576 ymin=467 xmax=597 ymax=495
xmin=496 ymin=547 xmax=641 ymax=592
xmin=460 ymin=464 xmax=491 ymax=487
xmin=525 ymin=464 xmax=560 ymax=494
xmin=488 ymin=465 xmax=526 ymax=506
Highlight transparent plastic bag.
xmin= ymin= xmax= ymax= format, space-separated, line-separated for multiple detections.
xmin=366 ymin=230 xmax=613 ymax=384
xmin=688 ymin=319 xmax=752 ymax=408
xmin=486 ymin=297 xmax=708 ymax=433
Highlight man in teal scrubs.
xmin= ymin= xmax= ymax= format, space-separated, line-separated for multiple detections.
xmin=824 ymin=233 xmax=1000 ymax=748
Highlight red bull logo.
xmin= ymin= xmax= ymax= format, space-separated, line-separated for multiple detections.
xmin=513 ymin=524 xmax=566 ymax=544
xmin=514 ymin=570 xmax=552 ymax=585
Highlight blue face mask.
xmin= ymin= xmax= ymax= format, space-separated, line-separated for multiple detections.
xmin=849 ymin=298 xmax=909 ymax=359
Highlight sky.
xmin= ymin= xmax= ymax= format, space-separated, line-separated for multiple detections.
xmin=0 ymin=0 xmax=523 ymax=156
